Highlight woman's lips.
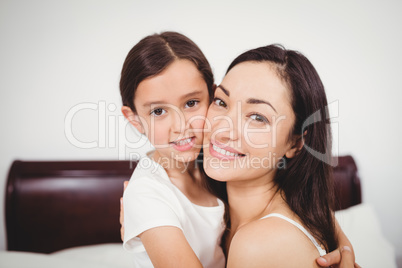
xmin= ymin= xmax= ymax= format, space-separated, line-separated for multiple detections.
xmin=171 ymin=137 xmax=196 ymax=152
xmin=209 ymin=141 xmax=246 ymax=160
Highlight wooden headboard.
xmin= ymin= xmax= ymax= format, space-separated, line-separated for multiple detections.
xmin=5 ymin=156 xmax=361 ymax=254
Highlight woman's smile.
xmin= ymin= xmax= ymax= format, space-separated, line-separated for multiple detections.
xmin=209 ymin=140 xmax=246 ymax=160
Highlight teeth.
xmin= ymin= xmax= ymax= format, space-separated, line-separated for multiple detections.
xmin=176 ymin=138 xmax=192 ymax=146
xmin=212 ymin=144 xmax=242 ymax=157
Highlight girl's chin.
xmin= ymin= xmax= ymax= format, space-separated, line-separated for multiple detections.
xmin=153 ymin=147 xmax=201 ymax=164
xmin=173 ymin=150 xmax=201 ymax=162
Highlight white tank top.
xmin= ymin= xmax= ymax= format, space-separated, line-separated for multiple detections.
xmin=260 ymin=213 xmax=327 ymax=256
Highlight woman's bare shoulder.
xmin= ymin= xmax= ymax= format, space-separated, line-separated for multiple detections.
xmin=227 ymin=216 xmax=321 ymax=268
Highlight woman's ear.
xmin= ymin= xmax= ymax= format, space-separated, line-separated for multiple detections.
xmin=121 ymin=106 xmax=145 ymax=134
xmin=285 ymin=130 xmax=307 ymax=159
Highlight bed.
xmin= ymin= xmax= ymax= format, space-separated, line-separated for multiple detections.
xmin=2 ymin=156 xmax=397 ymax=267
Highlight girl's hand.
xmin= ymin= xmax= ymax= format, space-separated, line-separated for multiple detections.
xmin=120 ymin=181 xmax=129 ymax=241
xmin=316 ymin=246 xmax=361 ymax=268
xmin=317 ymin=215 xmax=361 ymax=267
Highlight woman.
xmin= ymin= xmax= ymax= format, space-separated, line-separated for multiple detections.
xmin=119 ymin=35 xmax=357 ymax=267
xmin=203 ymin=44 xmax=356 ymax=267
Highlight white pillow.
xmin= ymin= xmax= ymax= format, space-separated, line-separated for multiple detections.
xmin=335 ymin=203 xmax=397 ymax=268
xmin=0 ymin=250 xmax=113 ymax=268
xmin=52 ymin=243 xmax=131 ymax=268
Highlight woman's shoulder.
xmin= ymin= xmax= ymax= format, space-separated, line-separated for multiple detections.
xmin=227 ymin=213 xmax=321 ymax=268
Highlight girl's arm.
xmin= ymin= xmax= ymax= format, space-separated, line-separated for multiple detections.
xmin=119 ymin=181 xmax=129 ymax=241
xmin=140 ymin=226 xmax=203 ymax=268
xmin=120 ymin=181 xmax=203 ymax=268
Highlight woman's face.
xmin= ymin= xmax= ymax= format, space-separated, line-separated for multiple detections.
xmin=203 ymin=61 xmax=297 ymax=184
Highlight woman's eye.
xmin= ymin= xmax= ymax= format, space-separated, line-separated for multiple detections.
xmin=213 ymin=98 xmax=227 ymax=108
xmin=250 ymin=114 xmax=268 ymax=123
xmin=185 ymin=100 xmax=199 ymax=108
xmin=150 ymin=108 xmax=166 ymax=116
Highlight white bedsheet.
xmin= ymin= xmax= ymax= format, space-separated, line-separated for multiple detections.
xmin=0 ymin=249 xmax=123 ymax=268
xmin=0 ymin=203 xmax=396 ymax=268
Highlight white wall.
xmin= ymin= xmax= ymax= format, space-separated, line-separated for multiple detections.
xmin=1 ymin=0 xmax=401 ymax=266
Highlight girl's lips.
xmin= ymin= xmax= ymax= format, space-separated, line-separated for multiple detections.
xmin=209 ymin=141 xmax=246 ymax=160
xmin=171 ymin=137 xmax=196 ymax=152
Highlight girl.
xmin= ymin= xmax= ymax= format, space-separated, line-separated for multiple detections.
xmin=120 ymin=32 xmax=356 ymax=268
xmin=120 ymin=31 xmax=225 ymax=268
xmin=203 ymin=44 xmax=358 ymax=267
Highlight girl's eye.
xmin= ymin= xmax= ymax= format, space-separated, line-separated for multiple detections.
xmin=185 ymin=100 xmax=199 ymax=108
xmin=150 ymin=108 xmax=166 ymax=116
xmin=213 ymin=98 xmax=227 ymax=108
xmin=250 ymin=114 xmax=269 ymax=123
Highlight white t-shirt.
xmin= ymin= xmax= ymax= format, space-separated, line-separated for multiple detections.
xmin=123 ymin=155 xmax=226 ymax=268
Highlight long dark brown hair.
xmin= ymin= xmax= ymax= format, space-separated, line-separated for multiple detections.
xmin=223 ymin=44 xmax=338 ymax=252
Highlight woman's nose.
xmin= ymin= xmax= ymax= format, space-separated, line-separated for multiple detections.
xmin=212 ymin=108 xmax=241 ymax=143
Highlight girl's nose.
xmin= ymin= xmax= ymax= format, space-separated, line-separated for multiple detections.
xmin=170 ymin=107 xmax=186 ymax=135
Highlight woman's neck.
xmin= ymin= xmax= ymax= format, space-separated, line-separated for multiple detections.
xmin=227 ymin=176 xmax=278 ymax=232
xmin=224 ymin=174 xmax=289 ymax=254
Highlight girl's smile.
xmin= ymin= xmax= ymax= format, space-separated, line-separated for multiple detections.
xmin=171 ymin=136 xmax=196 ymax=152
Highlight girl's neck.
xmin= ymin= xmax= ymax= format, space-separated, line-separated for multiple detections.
xmin=151 ymin=150 xmax=217 ymax=207
xmin=151 ymin=150 xmax=196 ymax=179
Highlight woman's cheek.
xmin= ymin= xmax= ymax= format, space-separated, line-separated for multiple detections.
xmin=242 ymin=122 xmax=271 ymax=148
xmin=245 ymin=134 xmax=264 ymax=149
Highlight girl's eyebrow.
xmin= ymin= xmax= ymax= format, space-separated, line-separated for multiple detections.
xmin=217 ymin=85 xmax=277 ymax=113
xmin=142 ymin=100 xmax=166 ymax=107
xmin=180 ymin=90 xmax=204 ymax=100
xmin=142 ymin=90 xmax=205 ymax=107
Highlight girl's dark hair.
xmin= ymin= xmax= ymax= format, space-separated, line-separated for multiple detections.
xmin=224 ymin=44 xmax=338 ymax=252
xmin=120 ymin=31 xmax=215 ymax=112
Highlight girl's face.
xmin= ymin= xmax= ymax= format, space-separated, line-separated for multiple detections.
xmin=127 ymin=59 xmax=209 ymax=164
xmin=203 ymin=61 xmax=298 ymax=184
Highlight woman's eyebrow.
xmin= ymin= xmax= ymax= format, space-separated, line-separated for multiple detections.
xmin=246 ymin=98 xmax=277 ymax=113
xmin=218 ymin=84 xmax=277 ymax=113
xmin=217 ymin=85 xmax=230 ymax=96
